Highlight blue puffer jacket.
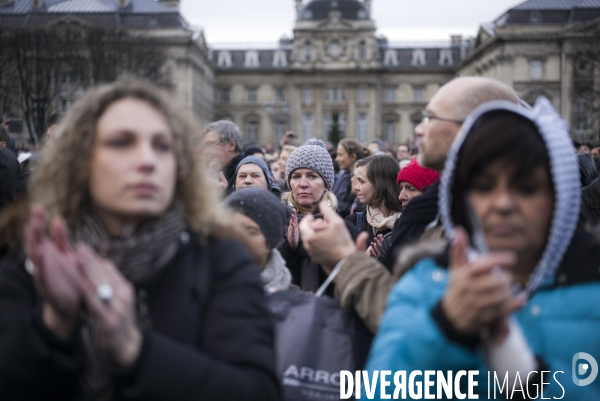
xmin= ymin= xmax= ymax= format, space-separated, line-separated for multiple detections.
xmin=366 ymin=228 xmax=600 ymax=400
xmin=366 ymin=98 xmax=600 ymax=400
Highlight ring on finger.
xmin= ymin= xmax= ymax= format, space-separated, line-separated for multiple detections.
xmin=97 ymin=284 xmax=114 ymax=304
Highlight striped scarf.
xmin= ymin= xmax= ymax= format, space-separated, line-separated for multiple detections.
xmin=71 ymin=203 xmax=185 ymax=400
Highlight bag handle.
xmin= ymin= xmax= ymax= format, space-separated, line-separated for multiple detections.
xmin=315 ymin=258 xmax=346 ymax=297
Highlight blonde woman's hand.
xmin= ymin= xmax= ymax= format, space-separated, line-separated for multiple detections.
xmin=287 ymin=210 xmax=300 ymax=250
xmin=25 ymin=205 xmax=82 ymax=340
xmin=77 ymin=245 xmax=142 ymax=368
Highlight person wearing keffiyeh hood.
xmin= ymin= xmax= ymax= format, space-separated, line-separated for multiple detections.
xmin=365 ymin=97 xmax=600 ymax=399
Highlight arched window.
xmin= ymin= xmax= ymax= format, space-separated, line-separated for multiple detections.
xmin=358 ymin=41 xmax=366 ymax=60
xmin=218 ymin=51 xmax=232 ymax=68
xmin=384 ymin=49 xmax=398 ymax=66
xmin=272 ymin=50 xmax=288 ymax=67
xmin=411 ymin=49 xmax=426 ymax=66
xmin=244 ymin=51 xmax=260 ymax=68
xmin=304 ymin=42 xmax=312 ymax=61
xmin=439 ymin=49 xmax=453 ymax=66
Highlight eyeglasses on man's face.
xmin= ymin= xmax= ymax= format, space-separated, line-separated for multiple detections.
xmin=202 ymin=141 xmax=224 ymax=149
xmin=421 ymin=111 xmax=465 ymax=126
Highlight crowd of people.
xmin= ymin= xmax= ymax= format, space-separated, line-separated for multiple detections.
xmin=0 ymin=75 xmax=598 ymax=400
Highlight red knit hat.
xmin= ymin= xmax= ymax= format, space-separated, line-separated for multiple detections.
xmin=396 ymin=160 xmax=440 ymax=191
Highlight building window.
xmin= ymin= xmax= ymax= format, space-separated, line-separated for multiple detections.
xmin=303 ymin=88 xmax=312 ymax=105
xmin=272 ymin=50 xmax=287 ymax=67
xmin=247 ymin=88 xmax=257 ymax=103
xmin=385 ymin=121 xmax=396 ymax=143
xmin=247 ymin=121 xmax=259 ymax=144
xmin=275 ymin=120 xmax=286 ymax=143
xmin=218 ymin=51 xmax=232 ymax=68
xmin=357 ymin=112 xmax=368 ymax=143
xmin=276 ymin=88 xmax=285 ymax=102
xmin=220 ymin=88 xmax=230 ymax=104
xmin=244 ymin=51 xmax=260 ymax=68
xmin=530 ymin=60 xmax=543 ymax=81
xmin=573 ymin=93 xmax=590 ymax=135
xmin=413 ymin=86 xmax=424 ymax=103
xmin=324 ymin=113 xmax=347 ymax=140
xmin=358 ymin=86 xmax=367 ymax=105
xmin=305 ymin=42 xmax=312 ymax=61
xmin=439 ymin=49 xmax=453 ymax=66
xmin=302 ymin=113 xmax=314 ymax=141
xmin=385 ymin=87 xmax=395 ymax=103
xmin=60 ymin=98 xmax=72 ymax=113
xmin=327 ymin=87 xmax=345 ymax=103
xmin=411 ymin=49 xmax=426 ymax=66
xmin=384 ymin=49 xmax=398 ymax=67
xmin=358 ymin=41 xmax=366 ymax=60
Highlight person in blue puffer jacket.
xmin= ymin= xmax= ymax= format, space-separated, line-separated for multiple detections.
xmin=365 ymin=97 xmax=600 ymax=400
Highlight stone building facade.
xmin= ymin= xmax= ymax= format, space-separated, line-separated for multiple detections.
xmin=457 ymin=0 xmax=600 ymax=141
xmin=213 ymin=0 xmax=465 ymax=146
xmin=0 ymin=0 xmax=216 ymax=129
xmin=213 ymin=0 xmax=600 ymax=145
xmin=2 ymin=0 xmax=600 ymax=143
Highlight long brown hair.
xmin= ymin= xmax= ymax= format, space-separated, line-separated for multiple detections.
xmin=355 ymin=155 xmax=402 ymax=213
xmin=29 ymin=81 xmax=222 ymax=240
xmin=339 ymin=138 xmax=370 ymax=162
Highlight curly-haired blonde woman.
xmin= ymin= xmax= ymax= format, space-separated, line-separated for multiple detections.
xmin=0 ymin=82 xmax=279 ymax=401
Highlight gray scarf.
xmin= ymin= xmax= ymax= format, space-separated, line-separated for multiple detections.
xmin=71 ymin=204 xmax=185 ymax=401
xmin=261 ymin=249 xmax=291 ymax=292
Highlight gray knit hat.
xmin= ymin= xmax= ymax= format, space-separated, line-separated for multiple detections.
xmin=235 ymin=156 xmax=273 ymax=190
xmin=285 ymin=139 xmax=335 ymax=190
xmin=225 ymin=187 xmax=292 ymax=249
xmin=439 ymin=97 xmax=579 ymax=296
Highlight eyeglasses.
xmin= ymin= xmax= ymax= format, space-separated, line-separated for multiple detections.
xmin=203 ymin=141 xmax=223 ymax=149
xmin=421 ymin=111 xmax=464 ymax=125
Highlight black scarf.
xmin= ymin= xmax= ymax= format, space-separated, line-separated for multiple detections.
xmin=71 ymin=204 xmax=185 ymax=400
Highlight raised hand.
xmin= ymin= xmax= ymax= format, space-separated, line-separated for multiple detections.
xmin=441 ymin=227 xmax=524 ymax=335
xmin=77 ymin=245 xmax=142 ymax=368
xmin=287 ymin=210 xmax=300 ymax=250
xmin=366 ymin=234 xmax=384 ymax=259
xmin=300 ymin=202 xmax=369 ymax=274
xmin=25 ymin=205 xmax=81 ymax=340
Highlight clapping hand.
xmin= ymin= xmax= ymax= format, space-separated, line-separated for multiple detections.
xmin=26 ymin=205 xmax=81 ymax=340
xmin=366 ymin=234 xmax=384 ymax=259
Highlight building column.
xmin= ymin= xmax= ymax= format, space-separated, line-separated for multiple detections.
xmin=347 ymin=84 xmax=356 ymax=139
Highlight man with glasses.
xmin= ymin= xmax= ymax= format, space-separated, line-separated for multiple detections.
xmin=201 ymin=120 xmax=245 ymax=195
xmin=380 ymin=77 xmax=521 ymax=268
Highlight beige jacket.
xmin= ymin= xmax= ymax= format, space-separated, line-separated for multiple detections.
xmin=334 ymin=236 xmax=447 ymax=334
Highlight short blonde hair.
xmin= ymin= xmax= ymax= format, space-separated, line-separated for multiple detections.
xmin=30 ymin=81 xmax=221 ymax=240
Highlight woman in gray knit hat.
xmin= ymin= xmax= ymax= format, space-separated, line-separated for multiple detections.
xmin=279 ymin=139 xmax=357 ymax=293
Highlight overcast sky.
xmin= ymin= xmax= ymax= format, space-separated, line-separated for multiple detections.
xmin=181 ymin=0 xmax=524 ymax=45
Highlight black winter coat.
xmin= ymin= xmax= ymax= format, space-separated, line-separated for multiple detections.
xmin=382 ymin=181 xmax=439 ymax=271
xmin=222 ymin=153 xmax=245 ymax=195
xmin=0 ymin=232 xmax=280 ymax=401
xmin=0 ymin=147 xmax=21 ymax=212
xmin=279 ymin=213 xmax=358 ymax=294
xmin=580 ymin=177 xmax=600 ymax=227
xmin=345 ymin=211 xmax=393 ymax=249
